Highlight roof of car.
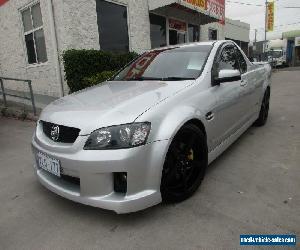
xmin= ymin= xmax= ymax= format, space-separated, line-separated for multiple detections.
xmin=148 ymin=40 xmax=227 ymax=52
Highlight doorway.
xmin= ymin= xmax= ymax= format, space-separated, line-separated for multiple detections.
xmin=169 ymin=30 xmax=186 ymax=45
xmin=168 ymin=18 xmax=187 ymax=45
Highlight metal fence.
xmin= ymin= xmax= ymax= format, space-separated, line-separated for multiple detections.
xmin=0 ymin=77 xmax=37 ymax=116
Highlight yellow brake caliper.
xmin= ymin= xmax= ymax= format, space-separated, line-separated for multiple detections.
xmin=188 ymin=149 xmax=194 ymax=161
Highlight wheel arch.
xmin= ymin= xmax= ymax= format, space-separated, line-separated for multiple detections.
xmin=160 ymin=118 xmax=209 ymax=202
xmin=165 ymin=117 xmax=209 ymax=163
xmin=184 ymin=118 xmax=207 ymax=143
xmin=263 ymin=85 xmax=271 ymax=102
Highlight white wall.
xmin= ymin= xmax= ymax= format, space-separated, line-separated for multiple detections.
xmin=200 ymin=22 xmax=225 ymax=41
xmin=57 ymin=0 xmax=152 ymax=53
xmin=225 ymin=18 xmax=250 ymax=42
xmin=0 ymin=0 xmax=152 ymax=97
xmin=0 ymin=0 xmax=64 ymax=97
xmin=199 ymin=18 xmax=250 ymax=43
xmin=58 ymin=1 xmax=100 ymax=51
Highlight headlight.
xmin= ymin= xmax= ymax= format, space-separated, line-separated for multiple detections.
xmin=84 ymin=122 xmax=151 ymax=150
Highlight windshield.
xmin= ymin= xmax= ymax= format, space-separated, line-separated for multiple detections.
xmin=268 ymin=50 xmax=282 ymax=58
xmin=113 ymin=45 xmax=212 ymax=81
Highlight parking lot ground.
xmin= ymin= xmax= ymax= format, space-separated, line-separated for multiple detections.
xmin=0 ymin=70 xmax=299 ymax=249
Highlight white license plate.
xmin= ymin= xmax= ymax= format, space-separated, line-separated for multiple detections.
xmin=36 ymin=152 xmax=61 ymax=177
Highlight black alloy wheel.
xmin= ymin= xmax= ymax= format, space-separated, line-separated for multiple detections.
xmin=254 ymin=88 xmax=270 ymax=127
xmin=161 ymin=124 xmax=208 ymax=202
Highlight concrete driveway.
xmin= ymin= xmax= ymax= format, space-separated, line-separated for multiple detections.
xmin=0 ymin=70 xmax=299 ymax=249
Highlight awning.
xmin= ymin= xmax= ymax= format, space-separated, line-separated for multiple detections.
xmin=148 ymin=0 xmax=225 ymax=23
xmin=282 ymin=30 xmax=300 ymax=39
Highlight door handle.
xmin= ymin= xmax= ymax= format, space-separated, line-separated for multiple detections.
xmin=205 ymin=112 xmax=214 ymax=121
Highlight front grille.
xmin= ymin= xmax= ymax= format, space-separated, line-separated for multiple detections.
xmin=41 ymin=121 xmax=80 ymax=143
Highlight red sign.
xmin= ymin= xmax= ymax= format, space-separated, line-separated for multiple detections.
xmin=206 ymin=0 xmax=225 ymax=24
xmin=169 ymin=18 xmax=187 ymax=32
xmin=0 ymin=0 xmax=8 ymax=6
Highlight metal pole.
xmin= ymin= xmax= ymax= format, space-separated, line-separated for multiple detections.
xmin=27 ymin=80 xmax=37 ymax=116
xmin=0 ymin=78 xmax=7 ymax=107
xmin=48 ymin=0 xmax=64 ymax=97
xmin=264 ymin=0 xmax=268 ymax=59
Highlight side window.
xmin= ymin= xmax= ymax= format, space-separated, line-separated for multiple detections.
xmin=208 ymin=28 xmax=218 ymax=40
xmin=218 ymin=46 xmax=240 ymax=71
xmin=96 ymin=0 xmax=129 ymax=52
xmin=21 ymin=3 xmax=47 ymax=64
xmin=234 ymin=47 xmax=247 ymax=74
xmin=150 ymin=14 xmax=167 ymax=49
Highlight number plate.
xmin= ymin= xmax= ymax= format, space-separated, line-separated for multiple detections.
xmin=36 ymin=152 xmax=61 ymax=177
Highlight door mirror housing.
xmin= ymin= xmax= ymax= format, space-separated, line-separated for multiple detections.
xmin=213 ymin=69 xmax=241 ymax=85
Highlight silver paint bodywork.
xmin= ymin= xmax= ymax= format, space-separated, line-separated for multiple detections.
xmin=31 ymin=41 xmax=271 ymax=213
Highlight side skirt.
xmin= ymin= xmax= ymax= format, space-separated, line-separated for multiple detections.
xmin=208 ymin=115 xmax=257 ymax=165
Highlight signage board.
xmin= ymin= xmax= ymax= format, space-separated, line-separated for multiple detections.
xmin=182 ymin=0 xmax=225 ymax=24
xmin=0 ymin=0 xmax=9 ymax=6
xmin=169 ymin=18 xmax=187 ymax=32
xmin=267 ymin=1 xmax=274 ymax=32
xmin=182 ymin=0 xmax=206 ymax=10
xmin=207 ymin=0 xmax=225 ymax=24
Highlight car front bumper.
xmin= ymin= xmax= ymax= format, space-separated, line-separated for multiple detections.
xmin=31 ymin=127 xmax=169 ymax=214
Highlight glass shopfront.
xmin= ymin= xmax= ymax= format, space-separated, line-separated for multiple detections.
xmin=150 ymin=14 xmax=167 ymax=49
xmin=150 ymin=14 xmax=200 ymax=49
xmin=188 ymin=24 xmax=200 ymax=43
xmin=169 ymin=18 xmax=187 ymax=45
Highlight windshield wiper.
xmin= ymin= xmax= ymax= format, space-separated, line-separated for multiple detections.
xmin=160 ymin=77 xmax=195 ymax=81
xmin=127 ymin=76 xmax=162 ymax=81
xmin=127 ymin=76 xmax=195 ymax=81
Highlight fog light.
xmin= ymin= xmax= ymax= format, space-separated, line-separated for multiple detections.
xmin=114 ymin=172 xmax=127 ymax=194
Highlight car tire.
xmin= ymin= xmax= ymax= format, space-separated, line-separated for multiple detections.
xmin=254 ymin=88 xmax=270 ymax=127
xmin=160 ymin=124 xmax=208 ymax=203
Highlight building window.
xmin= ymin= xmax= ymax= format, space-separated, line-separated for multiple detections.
xmin=150 ymin=14 xmax=166 ymax=49
xmin=218 ymin=46 xmax=240 ymax=71
xmin=96 ymin=0 xmax=129 ymax=52
xmin=21 ymin=3 xmax=47 ymax=64
xmin=208 ymin=28 xmax=218 ymax=41
xmin=188 ymin=24 xmax=200 ymax=42
xmin=226 ymin=38 xmax=249 ymax=56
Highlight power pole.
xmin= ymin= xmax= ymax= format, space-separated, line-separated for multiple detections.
xmin=264 ymin=0 xmax=268 ymax=57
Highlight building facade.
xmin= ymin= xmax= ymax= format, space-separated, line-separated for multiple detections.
xmin=200 ymin=18 xmax=250 ymax=55
xmin=283 ymin=30 xmax=300 ymax=66
xmin=250 ymin=30 xmax=300 ymax=66
xmin=0 ymin=0 xmax=230 ymax=97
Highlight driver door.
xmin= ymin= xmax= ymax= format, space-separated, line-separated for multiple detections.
xmin=209 ymin=44 xmax=247 ymax=149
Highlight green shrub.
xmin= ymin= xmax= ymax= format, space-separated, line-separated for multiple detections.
xmin=62 ymin=49 xmax=138 ymax=93
xmin=82 ymin=71 xmax=116 ymax=88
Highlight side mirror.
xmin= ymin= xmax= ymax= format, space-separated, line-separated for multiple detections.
xmin=213 ymin=69 xmax=241 ymax=85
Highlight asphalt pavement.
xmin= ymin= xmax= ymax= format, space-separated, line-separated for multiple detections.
xmin=0 ymin=70 xmax=299 ymax=249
